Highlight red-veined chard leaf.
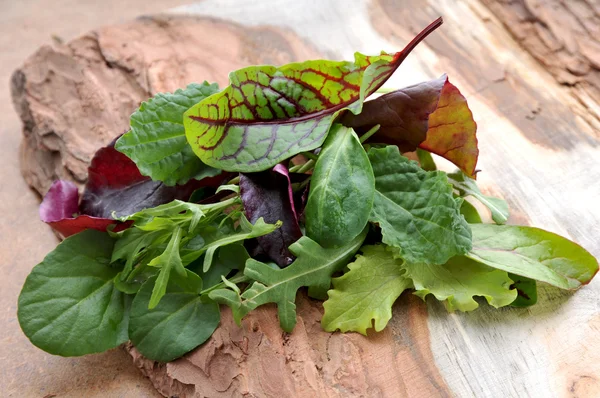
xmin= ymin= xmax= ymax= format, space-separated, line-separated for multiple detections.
xmin=184 ymin=18 xmax=443 ymax=172
xmin=341 ymin=74 xmax=478 ymax=177
xmin=239 ymin=164 xmax=302 ymax=267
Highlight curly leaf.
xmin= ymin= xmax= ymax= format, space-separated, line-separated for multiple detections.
xmin=405 ymin=255 xmax=517 ymax=312
xmin=305 ymin=125 xmax=375 ymax=247
xmin=322 ymin=245 xmax=411 ymax=334
xmin=116 ymin=82 xmax=221 ymax=185
xmin=368 ymin=145 xmax=472 ymax=264
xmin=468 ymin=224 xmax=599 ymax=289
xmin=342 ymin=74 xmax=478 ymax=177
xmin=184 ymin=18 xmax=443 ymax=172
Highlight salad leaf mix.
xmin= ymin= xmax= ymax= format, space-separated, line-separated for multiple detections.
xmin=18 ymin=18 xmax=599 ymax=363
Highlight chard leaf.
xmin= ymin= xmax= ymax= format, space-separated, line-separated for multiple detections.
xmin=368 ymin=145 xmax=472 ymax=265
xmin=116 ymin=82 xmax=221 ymax=185
xmin=240 ymin=164 xmax=302 ymax=266
xmin=305 ymin=125 xmax=375 ymax=247
xmin=342 ymin=74 xmax=478 ymax=177
xmin=129 ymin=270 xmax=220 ymax=362
xmin=405 ymin=255 xmax=517 ymax=311
xmin=147 ymin=226 xmax=186 ymax=309
xmin=448 ymin=170 xmax=509 ymax=224
xmin=39 ymin=180 xmax=123 ymax=237
xmin=18 ymin=230 xmax=129 ymax=356
xmin=509 ymin=273 xmax=538 ymax=307
xmin=184 ymin=19 xmax=442 ymax=172
xmin=215 ymin=228 xmax=367 ymax=332
xmin=468 ymin=224 xmax=599 ymax=289
xmin=322 ymin=245 xmax=411 ymax=334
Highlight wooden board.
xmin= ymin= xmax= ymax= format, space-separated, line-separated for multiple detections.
xmin=9 ymin=0 xmax=600 ymax=397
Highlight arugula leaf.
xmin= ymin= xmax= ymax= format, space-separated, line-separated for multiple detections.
xmin=147 ymin=226 xmax=186 ymax=309
xmin=116 ymin=82 xmax=221 ymax=185
xmin=212 ymin=228 xmax=367 ymax=331
xmin=18 ymin=230 xmax=129 ymax=356
xmin=239 ymin=164 xmax=302 ymax=266
xmin=468 ymin=224 xmax=599 ymax=289
xmin=184 ymin=19 xmax=443 ymax=172
xmin=197 ymin=243 xmax=249 ymax=288
xmin=305 ymin=125 xmax=375 ymax=247
xmin=368 ymin=145 xmax=472 ymax=264
xmin=405 ymin=255 xmax=517 ymax=311
xmin=508 ymin=273 xmax=538 ymax=307
xmin=321 ymin=245 xmax=411 ymax=334
xmin=448 ymin=170 xmax=509 ymax=224
xmin=342 ymin=74 xmax=478 ymax=177
xmin=129 ymin=270 xmax=220 ymax=362
xmin=111 ymin=228 xmax=169 ymax=279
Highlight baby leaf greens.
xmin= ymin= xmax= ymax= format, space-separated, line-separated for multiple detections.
xmin=18 ymin=17 xmax=599 ymax=364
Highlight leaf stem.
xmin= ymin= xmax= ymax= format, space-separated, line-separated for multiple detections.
xmin=227 ymin=175 xmax=240 ymax=185
xmin=296 ymin=159 xmax=315 ymax=174
xmin=200 ymin=272 xmax=250 ymax=295
xmin=359 ymin=124 xmax=381 ymax=144
xmin=301 ymin=151 xmax=319 ymax=161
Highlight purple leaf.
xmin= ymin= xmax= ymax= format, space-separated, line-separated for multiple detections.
xmin=240 ymin=165 xmax=303 ymax=267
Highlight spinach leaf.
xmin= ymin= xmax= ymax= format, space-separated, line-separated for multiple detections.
xmin=116 ymin=82 xmax=221 ymax=185
xmin=18 ymin=230 xmax=129 ymax=356
xmin=468 ymin=224 xmax=599 ymax=289
xmin=368 ymin=145 xmax=472 ymax=264
xmin=184 ymin=19 xmax=443 ymax=172
xmin=508 ymin=273 xmax=538 ymax=307
xmin=129 ymin=270 xmax=220 ymax=362
xmin=322 ymin=245 xmax=411 ymax=334
xmin=448 ymin=170 xmax=509 ymax=224
xmin=305 ymin=125 xmax=375 ymax=247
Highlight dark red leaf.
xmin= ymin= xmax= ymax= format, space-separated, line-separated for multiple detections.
xmin=240 ymin=165 xmax=302 ymax=267
xmin=341 ymin=74 xmax=478 ymax=177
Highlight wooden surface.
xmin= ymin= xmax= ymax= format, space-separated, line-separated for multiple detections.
xmin=5 ymin=0 xmax=600 ymax=397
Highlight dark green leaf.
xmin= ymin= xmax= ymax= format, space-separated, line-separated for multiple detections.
xmin=18 ymin=230 xmax=129 ymax=356
xmin=116 ymin=82 xmax=221 ymax=185
xmin=148 ymin=226 xmax=185 ymax=309
xmin=129 ymin=271 xmax=219 ymax=362
xmin=508 ymin=273 xmax=538 ymax=307
xmin=368 ymin=145 xmax=472 ymax=264
xmin=305 ymin=124 xmax=375 ymax=247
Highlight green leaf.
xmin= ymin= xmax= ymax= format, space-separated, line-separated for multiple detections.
xmin=18 ymin=230 xmax=129 ymax=356
xmin=460 ymin=199 xmax=483 ymax=224
xmin=368 ymin=145 xmax=472 ymax=264
xmin=416 ymin=148 xmax=436 ymax=171
xmin=322 ymin=245 xmax=412 ymax=334
xmin=200 ymin=215 xmax=279 ymax=273
xmin=111 ymin=228 xmax=168 ymax=279
xmin=184 ymin=20 xmax=442 ymax=172
xmin=305 ymin=125 xmax=374 ymax=247
xmin=129 ymin=271 xmax=220 ymax=362
xmin=115 ymin=82 xmax=221 ymax=185
xmin=468 ymin=224 xmax=599 ymax=289
xmin=233 ymin=228 xmax=367 ymax=332
xmin=448 ymin=170 xmax=509 ymax=224
xmin=148 ymin=226 xmax=185 ymax=309
xmin=508 ymin=273 xmax=538 ymax=307
xmin=405 ymin=255 xmax=517 ymax=311
xmin=197 ymin=243 xmax=249 ymax=288
xmin=208 ymin=288 xmax=246 ymax=326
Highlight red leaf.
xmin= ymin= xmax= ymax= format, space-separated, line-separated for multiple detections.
xmin=341 ymin=74 xmax=478 ymax=177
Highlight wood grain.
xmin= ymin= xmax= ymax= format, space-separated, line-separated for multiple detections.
xmin=9 ymin=0 xmax=600 ymax=397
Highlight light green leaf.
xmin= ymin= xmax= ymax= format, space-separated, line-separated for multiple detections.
xmin=18 ymin=230 xmax=129 ymax=356
xmin=322 ymin=245 xmax=411 ymax=334
xmin=416 ymin=148 xmax=436 ymax=171
xmin=460 ymin=199 xmax=483 ymax=224
xmin=184 ymin=20 xmax=442 ymax=172
xmin=116 ymin=82 xmax=221 ymax=185
xmin=305 ymin=124 xmax=375 ymax=247
xmin=111 ymin=228 xmax=168 ymax=279
xmin=448 ymin=170 xmax=509 ymax=224
xmin=368 ymin=145 xmax=472 ymax=264
xmin=129 ymin=271 xmax=220 ymax=362
xmin=404 ymin=255 xmax=517 ymax=311
xmin=208 ymin=288 xmax=245 ymax=326
xmin=508 ymin=273 xmax=537 ymax=307
xmin=468 ymin=224 xmax=599 ymax=289
xmin=148 ymin=226 xmax=185 ymax=309
xmin=235 ymin=228 xmax=367 ymax=332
